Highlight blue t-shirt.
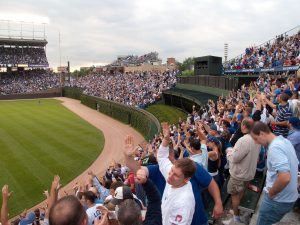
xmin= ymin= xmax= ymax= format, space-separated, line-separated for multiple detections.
xmin=147 ymin=163 xmax=212 ymax=225
xmin=265 ymin=136 xmax=299 ymax=202
xmin=147 ymin=164 xmax=166 ymax=198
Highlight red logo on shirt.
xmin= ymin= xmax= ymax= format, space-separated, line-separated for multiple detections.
xmin=175 ymin=214 xmax=182 ymax=222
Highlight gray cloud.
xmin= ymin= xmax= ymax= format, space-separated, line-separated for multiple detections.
xmin=0 ymin=0 xmax=299 ymax=70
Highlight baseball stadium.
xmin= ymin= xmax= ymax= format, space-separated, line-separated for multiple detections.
xmin=0 ymin=3 xmax=300 ymax=225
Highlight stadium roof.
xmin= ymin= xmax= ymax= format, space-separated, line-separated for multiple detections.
xmin=0 ymin=37 xmax=47 ymax=47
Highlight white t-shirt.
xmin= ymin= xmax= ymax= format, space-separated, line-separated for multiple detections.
xmin=158 ymin=145 xmax=195 ymax=225
xmin=161 ymin=182 xmax=195 ymax=225
xmin=86 ymin=204 xmax=102 ymax=225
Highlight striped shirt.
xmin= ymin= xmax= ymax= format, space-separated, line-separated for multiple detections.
xmin=274 ymin=103 xmax=292 ymax=137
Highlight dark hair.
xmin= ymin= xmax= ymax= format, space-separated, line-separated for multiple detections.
xmin=276 ymin=80 xmax=281 ymax=87
xmin=34 ymin=209 xmax=41 ymax=225
xmin=117 ymin=199 xmax=142 ymax=225
xmin=174 ymin=158 xmax=196 ymax=178
xmin=110 ymin=181 xmax=124 ymax=191
xmin=251 ymin=121 xmax=271 ymax=135
xmin=82 ymin=191 xmax=97 ymax=203
xmin=77 ymin=191 xmax=84 ymax=200
xmin=221 ymin=130 xmax=231 ymax=142
xmin=189 ymin=137 xmax=200 ymax=150
xmin=222 ymin=120 xmax=230 ymax=129
xmin=280 ymin=93 xmax=290 ymax=102
xmin=12 ymin=219 xmax=20 ymax=225
xmin=49 ymin=195 xmax=86 ymax=225
xmin=105 ymin=179 xmax=112 ymax=189
xmin=244 ymin=107 xmax=252 ymax=116
xmin=247 ymin=101 xmax=254 ymax=108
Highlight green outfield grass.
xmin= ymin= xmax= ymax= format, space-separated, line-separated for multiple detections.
xmin=0 ymin=99 xmax=104 ymax=217
xmin=146 ymin=104 xmax=187 ymax=125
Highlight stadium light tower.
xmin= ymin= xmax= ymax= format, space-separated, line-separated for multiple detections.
xmin=59 ymin=31 xmax=62 ymax=67
xmin=224 ymin=43 xmax=228 ymax=63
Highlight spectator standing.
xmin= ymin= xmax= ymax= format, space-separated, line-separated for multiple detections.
xmin=287 ymin=117 xmax=300 ymax=170
xmin=250 ymin=122 xmax=299 ymax=225
xmin=265 ymin=93 xmax=293 ymax=137
xmin=157 ymin=123 xmax=197 ymax=225
xmin=223 ymin=118 xmax=260 ymax=225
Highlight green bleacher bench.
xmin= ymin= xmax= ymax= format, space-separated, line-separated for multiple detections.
xmin=239 ymin=171 xmax=266 ymax=213
xmin=207 ymin=172 xmax=265 ymax=224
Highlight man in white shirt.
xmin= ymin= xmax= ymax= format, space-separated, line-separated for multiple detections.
xmin=158 ymin=122 xmax=197 ymax=225
xmin=82 ymin=191 xmax=102 ymax=225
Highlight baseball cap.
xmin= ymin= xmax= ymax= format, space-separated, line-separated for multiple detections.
xmin=288 ymin=117 xmax=300 ymax=130
xmin=207 ymin=136 xmax=221 ymax=145
xmin=111 ymin=186 xmax=133 ymax=205
xmin=227 ymin=112 xmax=234 ymax=118
xmin=210 ymin=124 xmax=218 ymax=131
xmin=284 ymin=89 xmax=293 ymax=97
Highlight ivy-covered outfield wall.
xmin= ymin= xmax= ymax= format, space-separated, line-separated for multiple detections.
xmin=62 ymin=87 xmax=83 ymax=100
xmin=63 ymin=87 xmax=160 ymax=141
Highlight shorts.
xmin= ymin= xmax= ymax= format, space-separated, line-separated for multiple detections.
xmin=227 ymin=177 xmax=248 ymax=195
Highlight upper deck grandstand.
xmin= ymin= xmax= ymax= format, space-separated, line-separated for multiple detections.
xmin=0 ymin=20 xmax=49 ymax=69
xmin=110 ymin=51 xmax=162 ymax=67
xmin=224 ymin=25 xmax=300 ymax=74
xmin=0 ymin=21 xmax=59 ymax=95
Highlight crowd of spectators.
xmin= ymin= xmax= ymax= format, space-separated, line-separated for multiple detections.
xmin=224 ymin=30 xmax=300 ymax=70
xmin=0 ymin=46 xmax=48 ymax=66
xmin=2 ymin=72 xmax=299 ymax=225
xmin=0 ymin=70 xmax=60 ymax=95
xmin=110 ymin=52 xmax=161 ymax=67
xmin=71 ymin=71 xmax=177 ymax=108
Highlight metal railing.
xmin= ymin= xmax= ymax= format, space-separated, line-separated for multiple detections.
xmin=0 ymin=20 xmax=46 ymax=40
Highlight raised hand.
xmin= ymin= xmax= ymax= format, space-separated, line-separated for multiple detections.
xmin=147 ymin=143 xmax=153 ymax=154
xmin=51 ymin=175 xmax=61 ymax=191
xmin=196 ymin=124 xmax=206 ymax=141
xmin=2 ymin=185 xmax=13 ymax=201
xmin=43 ymin=190 xmax=49 ymax=199
xmin=161 ymin=122 xmax=170 ymax=138
xmin=124 ymin=135 xmax=135 ymax=157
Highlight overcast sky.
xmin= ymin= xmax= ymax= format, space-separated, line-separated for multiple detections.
xmin=0 ymin=0 xmax=299 ymax=70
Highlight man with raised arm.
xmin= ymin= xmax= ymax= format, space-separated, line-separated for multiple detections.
xmin=158 ymin=122 xmax=196 ymax=225
xmin=1 ymin=184 xmax=12 ymax=225
xmin=123 ymin=131 xmax=223 ymax=225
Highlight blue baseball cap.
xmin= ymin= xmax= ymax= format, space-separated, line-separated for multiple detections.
xmin=284 ymin=89 xmax=293 ymax=97
xmin=210 ymin=124 xmax=218 ymax=131
xmin=207 ymin=135 xmax=221 ymax=145
xmin=289 ymin=117 xmax=300 ymax=130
